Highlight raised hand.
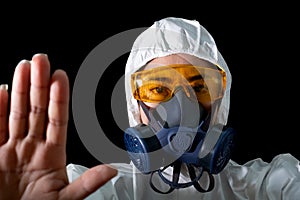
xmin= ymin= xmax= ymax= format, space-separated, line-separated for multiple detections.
xmin=0 ymin=54 xmax=117 ymax=200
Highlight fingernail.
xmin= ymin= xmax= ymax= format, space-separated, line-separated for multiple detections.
xmin=33 ymin=53 xmax=48 ymax=58
xmin=0 ymin=84 xmax=8 ymax=91
xmin=19 ymin=59 xmax=30 ymax=65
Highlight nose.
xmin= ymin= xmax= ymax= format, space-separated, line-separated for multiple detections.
xmin=173 ymin=84 xmax=197 ymax=101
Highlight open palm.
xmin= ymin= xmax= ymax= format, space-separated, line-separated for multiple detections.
xmin=0 ymin=54 xmax=117 ymax=200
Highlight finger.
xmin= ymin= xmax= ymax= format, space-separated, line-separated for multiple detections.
xmin=46 ymin=69 xmax=69 ymax=146
xmin=28 ymin=53 xmax=50 ymax=139
xmin=9 ymin=60 xmax=30 ymax=140
xmin=0 ymin=84 xmax=8 ymax=144
xmin=60 ymin=165 xmax=118 ymax=200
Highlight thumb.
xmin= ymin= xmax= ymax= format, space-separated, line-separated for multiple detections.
xmin=60 ymin=164 xmax=118 ymax=199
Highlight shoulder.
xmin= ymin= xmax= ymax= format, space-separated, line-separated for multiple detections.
xmin=218 ymin=154 xmax=300 ymax=199
xmin=227 ymin=153 xmax=299 ymax=173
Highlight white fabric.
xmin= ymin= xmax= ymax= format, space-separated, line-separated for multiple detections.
xmin=67 ymin=17 xmax=300 ymax=199
xmin=125 ymin=17 xmax=231 ymax=128
xmin=67 ymin=154 xmax=300 ymax=199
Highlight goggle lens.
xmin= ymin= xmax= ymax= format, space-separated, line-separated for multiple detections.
xmin=131 ymin=64 xmax=226 ymax=107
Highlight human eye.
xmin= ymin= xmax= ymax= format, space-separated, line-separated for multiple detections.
xmin=192 ymin=84 xmax=204 ymax=92
xmin=148 ymin=85 xmax=171 ymax=100
xmin=150 ymin=86 xmax=168 ymax=94
xmin=190 ymin=80 xmax=206 ymax=93
xmin=138 ymin=83 xmax=172 ymax=102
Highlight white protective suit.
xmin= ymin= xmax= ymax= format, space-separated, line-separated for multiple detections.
xmin=67 ymin=17 xmax=300 ymax=200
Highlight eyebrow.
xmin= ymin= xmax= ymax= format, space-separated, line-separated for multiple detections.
xmin=146 ymin=75 xmax=203 ymax=83
xmin=147 ymin=77 xmax=173 ymax=83
xmin=187 ymin=75 xmax=203 ymax=82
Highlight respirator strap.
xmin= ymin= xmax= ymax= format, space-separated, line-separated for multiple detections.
xmin=187 ymin=165 xmax=215 ymax=193
xmin=138 ymin=100 xmax=166 ymax=131
xmin=149 ymin=162 xmax=181 ymax=194
xmin=149 ymin=161 xmax=210 ymax=194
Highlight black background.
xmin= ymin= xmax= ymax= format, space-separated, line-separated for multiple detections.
xmin=1 ymin=3 xmax=299 ymax=168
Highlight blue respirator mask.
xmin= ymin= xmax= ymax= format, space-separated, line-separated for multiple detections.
xmin=124 ymin=64 xmax=236 ymax=194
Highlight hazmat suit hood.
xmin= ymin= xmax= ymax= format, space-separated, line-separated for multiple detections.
xmin=125 ymin=16 xmax=231 ymax=125
xmin=124 ymin=17 xmax=232 ymax=158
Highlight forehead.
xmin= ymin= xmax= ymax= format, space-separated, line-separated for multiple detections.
xmin=144 ymin=53 xmax=215 ymax=70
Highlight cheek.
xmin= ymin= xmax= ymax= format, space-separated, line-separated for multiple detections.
xmin=139 ymin=102 xmax=159 ymax=125
xmin=140 ymin=110 xmax=149 ymax=125
xmin=144 ymin=102 xmax=159 ymax=108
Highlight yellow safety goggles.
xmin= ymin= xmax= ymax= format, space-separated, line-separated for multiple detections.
xmin=131 ymin=64 xmax=226 ymax=107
